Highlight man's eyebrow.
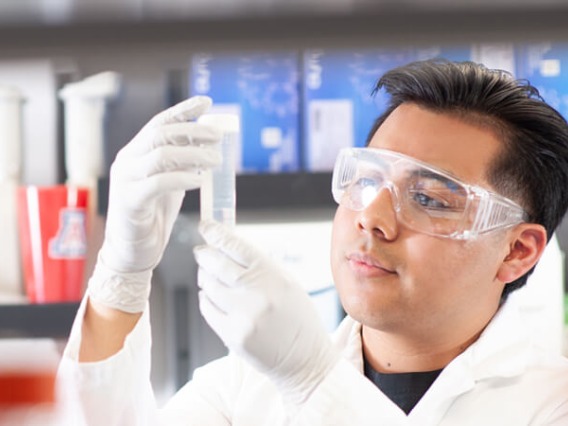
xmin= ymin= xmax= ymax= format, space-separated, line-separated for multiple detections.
xmin=408 ymin=169 xmax=463 ymax=192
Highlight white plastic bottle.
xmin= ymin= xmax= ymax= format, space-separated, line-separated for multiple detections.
xmin=197 ymin=113 xmax=240 ymax=227
xmin=58 ymin=71 xmax=121 ymax=189
xmin=58 ymin=71 xmax=122 ymax=290
xmin=0 ymin=85 xmax=24 ymax=302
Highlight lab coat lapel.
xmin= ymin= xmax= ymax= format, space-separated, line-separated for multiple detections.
xmin=407 ymin=299 xmax=531 ymax=425
xmin=332 ymin=317 xmax=413 ymax=422
xmin=331 ymin=300 xmax=531 ymax=426
xmin=468 ymin=298 xmax=531 ymax=380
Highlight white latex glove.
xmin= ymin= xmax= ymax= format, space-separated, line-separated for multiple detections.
xmin=88 ymin=96 xmax=221 ymax=313
xmin=194 ymin=220 xmax=339 ymax=405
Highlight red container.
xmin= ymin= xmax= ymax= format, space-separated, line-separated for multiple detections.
xmin=17 ymin=185 xmax=89 ymax=303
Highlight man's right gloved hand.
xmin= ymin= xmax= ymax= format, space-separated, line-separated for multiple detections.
xmin=195 ymin=221 xmax=339 ymax=405
xmin=88 ymin=96 xmax=221 ymax=313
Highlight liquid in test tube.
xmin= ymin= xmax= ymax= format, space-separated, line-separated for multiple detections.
xmin=197 ymin=113 xmax=239 ymax=227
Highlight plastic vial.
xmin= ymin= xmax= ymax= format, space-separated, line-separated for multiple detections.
xmin=197 ymin=113 xmax=239 ymax=227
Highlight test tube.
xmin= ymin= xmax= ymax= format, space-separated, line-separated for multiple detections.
xmin=197 ymin=113 xmax=239 ymax=227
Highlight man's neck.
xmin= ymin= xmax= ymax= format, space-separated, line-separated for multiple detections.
xmin=361 ymin=325 xmax=484 ymax=373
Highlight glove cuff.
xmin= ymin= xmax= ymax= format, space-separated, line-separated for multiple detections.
xmin=87 ymin=252 xmax=153 ymax=314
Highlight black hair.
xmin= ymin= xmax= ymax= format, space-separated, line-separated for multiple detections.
xmin=368 ymin=59 xmax=568 ymax=301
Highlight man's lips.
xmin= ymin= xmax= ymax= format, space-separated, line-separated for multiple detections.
xmin=347 ymin=252 xmax=396 ymax=276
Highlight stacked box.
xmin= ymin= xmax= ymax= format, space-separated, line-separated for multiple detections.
xmin=301 ymin=46 xmax=476 ymax=172
xmin=515 ymin=42 xmax=568 ymax=120
xmin=190 ymin=51 xmax=300 ymax=173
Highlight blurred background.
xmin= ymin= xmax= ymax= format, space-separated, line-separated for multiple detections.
xmin=0 ymin=0 xmax=568 ymax=408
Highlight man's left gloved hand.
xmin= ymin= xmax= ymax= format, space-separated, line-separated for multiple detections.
xmin=194 ymin=220 xmax=339 ymax=404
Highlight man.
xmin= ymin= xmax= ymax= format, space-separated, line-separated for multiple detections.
xmin=58 ymin=59 xmax=568 ymax=425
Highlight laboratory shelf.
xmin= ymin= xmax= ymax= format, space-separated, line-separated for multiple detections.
xmin=0 ymin=172 xmax=334 ymax=340
xmin=0 ymin=302 xmax=80 ymax=339
xmin=97 ymin=172 xmax=336 ymax=215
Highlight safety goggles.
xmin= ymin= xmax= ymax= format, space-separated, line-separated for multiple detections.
xmin=332 ymin=148 xmax=527 ymax=240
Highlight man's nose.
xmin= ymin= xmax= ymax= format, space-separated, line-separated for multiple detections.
xmin=357 ymin=184 xmax=399 ymax=240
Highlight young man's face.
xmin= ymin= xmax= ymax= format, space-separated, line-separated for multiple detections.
xmin=331 ymin=103 xmax=513 ymax=343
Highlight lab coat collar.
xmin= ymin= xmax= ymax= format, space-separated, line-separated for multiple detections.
xmin=414 ymin=299 xmax=532 ymax=424
xmin=458 ymin=296 xmax=532 ymax=381
xmin=331 ymin=298 xmax=532 ymax=423
xmin=332 ymin=296 xmax=531 ymax=380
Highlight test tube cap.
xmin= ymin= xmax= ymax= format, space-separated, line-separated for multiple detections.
xmin=197 ymin=113 xmax=240 ymax=133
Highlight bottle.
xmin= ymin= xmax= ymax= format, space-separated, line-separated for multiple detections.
xmin=58 ymin=71 xmax=122 ymax=291
xmin=197 ymin=113 xmax=240 ymax=227
xmin=0 ymin=339 xmax=59 ymax=425
xmin=0 ymin=85 xmax=24 ymax=302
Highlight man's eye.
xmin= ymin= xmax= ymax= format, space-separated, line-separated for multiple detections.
xmin=411 ymin=191 xmax=451 ymax=210
xmin=355 ymin=177 xmax=377 ymax=188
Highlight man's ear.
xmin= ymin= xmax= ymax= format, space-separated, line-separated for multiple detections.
xmin=496 ymin=224 xmax=547 ymax=284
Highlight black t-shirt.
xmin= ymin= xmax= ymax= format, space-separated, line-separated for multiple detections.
xmin=363 ymin=356 xmax=443 ymax=415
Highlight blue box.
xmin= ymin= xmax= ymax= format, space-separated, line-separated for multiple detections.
xmin=301 ymin=46 xmax=474 ymax=172
xmin=515 ymin=42 xmax=568 ymax=120
xmin=190 ymin=51 xmax=300 ymax=173
xmin=469 ymin=43 xmax=516 ymax=75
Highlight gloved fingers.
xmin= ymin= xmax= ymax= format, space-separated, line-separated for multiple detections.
xmin=149 ymin=122 xmax=222 ymax=150
xmin=125 ymin=171 xmax=205 ymax=202
xmin=133 ymin=144 xmax=221 ymax=179
xmin=198 ymin=264 xmax=267 ymax=313
xmin=196 ymin=266 xmax=211 ymax=290
xmin=197 ymin=268 xmax=233 ymax=313
xmin=109 ymin=143 xmax=220 ymax=204
xmin=148 ymin=96 xmax=212 ymax=127
xmin=198 ymin=291 xmax=229 ymax=338
xmin=198 ymin=290 xmax=258 ymax=350
xmin=198 ymin=220 xmax=262 ymax=268
xmin=119 ymin=121 xmax=221 ymax=159
xmin=194 ymin=245 xmax=248 ymax=287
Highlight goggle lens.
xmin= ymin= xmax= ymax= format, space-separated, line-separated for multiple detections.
xmin=332 ymin=148 xmax=526 ymax=239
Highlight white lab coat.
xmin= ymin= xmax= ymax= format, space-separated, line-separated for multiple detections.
xmin=57 ymin=295 xmax=568 ymax=426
